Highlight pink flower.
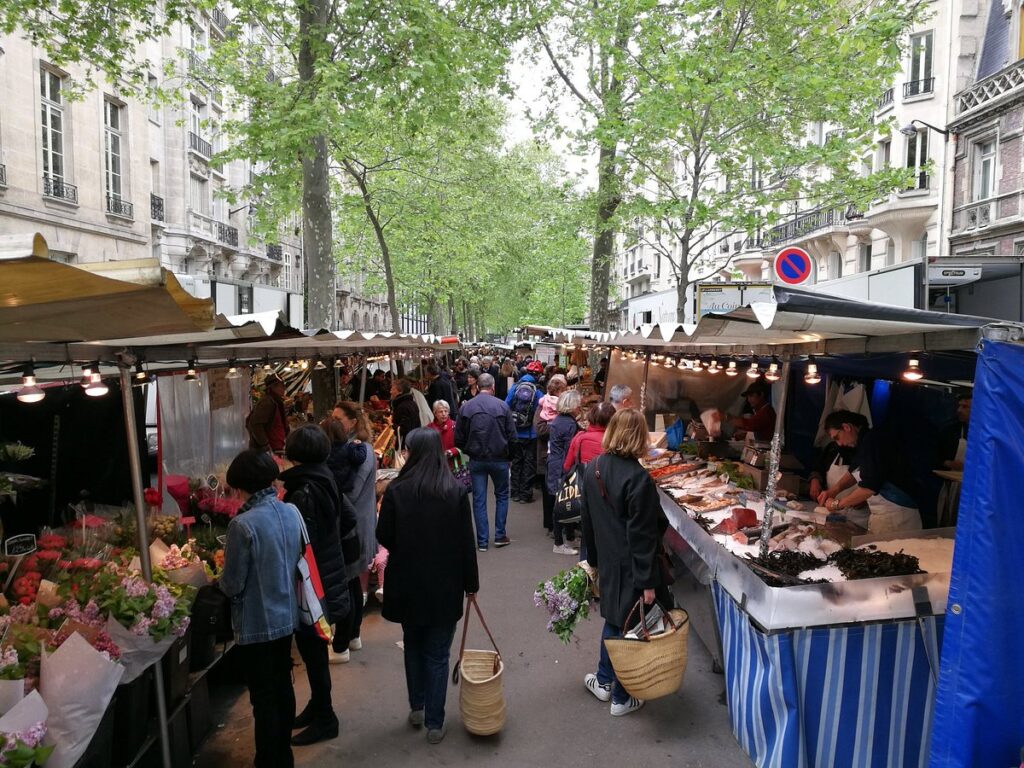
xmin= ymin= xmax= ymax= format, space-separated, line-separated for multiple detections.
xmin=120 ymin=575 xmax=149 ymax=599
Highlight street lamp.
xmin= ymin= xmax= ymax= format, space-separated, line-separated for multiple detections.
xmin=900 ymin=119 xmax=951 ymax=312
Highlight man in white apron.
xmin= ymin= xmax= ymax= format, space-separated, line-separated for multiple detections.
xmin=935 ymin=391 xmax=971 ymax=526
xmin=818 ymin=410 xmax=922 ymax=534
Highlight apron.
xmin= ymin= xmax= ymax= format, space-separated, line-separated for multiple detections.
xmin=954 ymin=436 xmax=967 ymax=465
xmin=936 ymin=435 xmax=967 ymax=526
xmin=851 ymin=468 xmax=922 ymax=534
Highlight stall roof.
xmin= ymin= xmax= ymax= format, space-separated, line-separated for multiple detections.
xmin=0 ymin=233 xmax=216 ymax=342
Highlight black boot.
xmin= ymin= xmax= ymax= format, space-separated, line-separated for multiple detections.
xmin=292 ymin=701 xmax=316 ymax=730
xmin=291 ymin=714 xmax=339 ymax=746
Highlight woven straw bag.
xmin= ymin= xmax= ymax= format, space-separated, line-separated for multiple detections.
xmin=604 ymin=600 xmax=689 ymax=700
xmin=452 ymin=595 xmax=505 ymax=736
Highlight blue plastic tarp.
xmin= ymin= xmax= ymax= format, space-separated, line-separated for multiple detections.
xmin=929 ymin=339 xmax=1024 ymax=768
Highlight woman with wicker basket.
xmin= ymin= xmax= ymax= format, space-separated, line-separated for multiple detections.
xmin=579 ymin=408 xmax=671 ymax=717
xmin=376 ymin=428 xmax=480 ymax=744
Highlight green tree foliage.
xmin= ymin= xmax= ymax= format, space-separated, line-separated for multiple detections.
xmin=529 ymin=0 xmax=925 ymax=325
xmin=334 ymin=98 xmax=590 ymax=336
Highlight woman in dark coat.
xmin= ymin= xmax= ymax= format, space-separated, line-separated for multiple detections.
xmin=391 ymin=378 xmax=421 ymax=445
xmin=376 ymin=428 xmax=479 ymax=745
xmin=280 ymin=425 xmax=356 ymax=746
xmin=579 ymin=408 xmax=667 ymax=718
xmin=546 ymin=389 xmax=581 ymax=555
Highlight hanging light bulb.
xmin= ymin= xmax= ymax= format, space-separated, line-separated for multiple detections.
xmin=300 ymin=359 xmax=310 ymax=371
xmin=690 ymin=356 xmax=703 ymax=372
xmin=707 ymin=358 xmax=720 ymax=374
xmin=314 ymin=358 xmax=327 ymax=371
xmin=184 ymin=360 xmax=200 ymax=383
xmin=226 ymin=360 xmax=242 ymax=380
xmin=664 ymin=357 xmax=676 ymax=369
xmin=725 ymin=361 xmax=738 ymax=376
xmin=17 ymin=363 xmax=45 ymax=404
xmin=79 ymin=364 xmax=94 ymax=388
xmin=805 ymin=356 xmax=821 ymax=385
xmin=134 ymin=361 xmax=147 ymax=381
xmin=283 ymin=359 xmax=293 ymax=373
xmin=765 ymin=357 xmax=781 ymax=382
xmin=262 ymin=358 xmax=272 ymax=371
xmin=85 ymin=364 xmax=108 ymax=397
xmin=747 ymin=360 xmax=760 ymax=379
xmin=903 ymin=358 xmax=924 ymax=381
xmin=333 ymin=357 xmax=343 ymax=369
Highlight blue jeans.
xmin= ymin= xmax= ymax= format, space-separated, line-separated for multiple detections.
xmin=402 ymin=622 xmax=457 ymax=730
xmin=469 ymin=459 xmax=510 ymax=547
xmin=597 ymin=621 xmax=629 ymax=705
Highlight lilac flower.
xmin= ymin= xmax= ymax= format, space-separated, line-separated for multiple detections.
xmin=121 ymin=575 xmax=150 ymax=599
xmin=0 ymin=647 xmax=17 ymax=670
xmin=130 ymin=615 xmax=156 ymax=636
xmin=14 ymin=722 xmax=46 ymax=748
xmin=152 ymin=586 xmax=176 ymax=620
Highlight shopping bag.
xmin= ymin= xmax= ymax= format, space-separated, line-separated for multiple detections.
xmin=452 ymin=594 xmax=505 ymax=736
xmin=555 ymin=443 xmax=584 ymax=524
xmin=452 ymin=451 xmax=473 ymax=491
xmin=295 ymin=515 xmax=333 ymax=643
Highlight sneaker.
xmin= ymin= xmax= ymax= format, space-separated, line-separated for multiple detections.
xmin=408 ymin=710 xmax=424 ymax=728
xmin=494 ymin=536 xmax=511 ymax=548
xmin=328 ymin=648 xmax=350 ymax=664
xmin=584 ymin=673 xmax=612 ymax=702
xmin=362 ymin=592 xmax=368 ymax=607
xmin=610 ymin=697 xmax=645 ymax=717
xmin=478 ymin=545 xmax=488 ymax=552
xmin=426 ymin=724 xmax=447 ymax=744
xmin=553 ymin=544 xmax=579 ymax=556
xmin=348 ymin=637 xmax=362 ymax=651
xmin=374 ymin=588 xmax=384 ymax=602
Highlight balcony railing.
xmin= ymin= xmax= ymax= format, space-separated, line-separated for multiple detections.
xmin=211 ymin=7 xmax=229 ymax=31
xmin=877 ymin=87 xmax=894 ymax=111
xmin=903 ymin=77 xmax=934 ymax=98
xmin=956 ymin=59 xmax=1024 ymax=117
xmin=907 ymin=170 xmax=929 ymax=191
xmin=106 ymin=194 xmax=134 ymax=219
xmin=761 ymin=206 xmax=845 ymax=249
xmin=963 ymin=200 xmax=993 ymax=230
xmin=217 ymin=221 xmax=239 ymax=247
xmin=188 ymin=51 xmax=209 ymax=81
xmin=150 ymin=193 xmax=165 ymax=221
xmin=266 ymin=244 xmax=283 ymax=261
xmin=189 ymin=131 xmax=213 ymax=158
xmin=42 ymin=175 xmax=78 ymax=203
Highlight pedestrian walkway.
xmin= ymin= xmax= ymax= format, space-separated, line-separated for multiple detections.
xmin=195 ymin=498 xmax=753 ymax=767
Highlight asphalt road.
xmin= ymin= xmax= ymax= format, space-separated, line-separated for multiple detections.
xmin=195 ymin=496 xmax=754 ymax=768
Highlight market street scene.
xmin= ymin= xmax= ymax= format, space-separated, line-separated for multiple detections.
xmin=1 ymin=0 xmax=1024 ymax=767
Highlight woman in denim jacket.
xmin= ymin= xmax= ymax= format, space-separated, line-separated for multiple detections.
xmin=221 ymin=449 xmax=304 ymax=768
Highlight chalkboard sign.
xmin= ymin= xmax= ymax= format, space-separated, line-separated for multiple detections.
xmin=4 ymin=534 xmax=37 ymax=557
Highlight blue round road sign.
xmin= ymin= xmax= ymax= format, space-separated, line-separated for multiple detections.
xmin=774 ymin=247 xmax=813 ymax=285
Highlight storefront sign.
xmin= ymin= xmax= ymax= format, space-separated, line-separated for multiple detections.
xmin=3 ymin=534 xmax=37 ymax=557
xmin=695 ymin=283 xmax=774 ymax=318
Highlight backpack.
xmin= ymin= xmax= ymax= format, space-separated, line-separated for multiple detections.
xmin=510 ymin=382 xmax=538 ymax=428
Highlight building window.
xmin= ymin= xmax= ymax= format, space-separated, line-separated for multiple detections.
xmin=877 ymin=139 xmax=891 ymax=171
xmin=906 ymin=32 xmax=934 ymax=96
xmin=237 ymin=285 xmax=253 ymax=314
xmin=972 ymin=139 xmax=996 ymax=201
xmin=190 ymin=173 xmax=210 ymax=215
xmin=885 ymin=239 xmax=896 ymax=267
xmin=827 ymin=250 xmax=842 ymax=280
xmin=859 ymin=243 xmax=872 ymax=273
xmin=905 ymin=128 xmax=928 ymax=189
xmin=40 ymin=67 xmax=65 ymax=183
xmin=147 ymin=73 xmax=160 ymax=124
xmin=104 ymin=99 xmax=125 ymax=203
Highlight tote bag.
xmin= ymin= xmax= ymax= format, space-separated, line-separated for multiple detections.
xmin=296 ymin=514 xmax=334 ymax=643
xmin=554 ymin=442 xmax=584 ymax=525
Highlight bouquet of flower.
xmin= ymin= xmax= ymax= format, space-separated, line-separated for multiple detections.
xmin=95 ymin=570 xmax=191 ymax=642
xmin=534 ymin=566 xmax=594 ymax=644
xmin=0 ymin=650 xmax=24 ymax=683
xmin=157 ymin=541 xmax=209 ymax=588
xmin=0 ymin=720 xmax=52 ymax=768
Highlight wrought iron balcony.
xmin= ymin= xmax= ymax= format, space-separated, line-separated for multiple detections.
xmin=266 ymin=244 xmax=284 ymax=261
xmin=877 ymin=87 xmax=894 ymax=111
xmin=0 ymin=163 xmax=6 ymax=187
xmin=211 ymin=7 xmax=229 ymax=31
xmin=188 ymin=51 xmax=209 ymax=81
xmin=42 ymin=175 xmax=78 ymax=203
xmin=217 ymin=221 xmax=239 ymax=246
xmin=907 ymin=171 xmax=929 ymax=191
xmin=762 ymin=206 xmax=845 ymax=249
xmin=211 ymin=85 xmax=224 ymax=106
xmin=903 ymin=78 xmax=934 ymax=98
xmin=150 ymin=193 xmax=165 ymax=221
xmin=106 ymin=194 xmax=134 ymax=219
xmin=189 ymin=131 xmax=213 ymax=158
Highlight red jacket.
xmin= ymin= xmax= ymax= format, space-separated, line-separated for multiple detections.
xmin=564 ymin=426 xmax=607 ymax=473
xmin=427 ymin=418 xmax=456 ymax=454
xmin=737 ymin=404 xmax=777 ymax=442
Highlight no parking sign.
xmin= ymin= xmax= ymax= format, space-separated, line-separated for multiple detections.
xmin=773 ymin=247 xmax=814 ymax=286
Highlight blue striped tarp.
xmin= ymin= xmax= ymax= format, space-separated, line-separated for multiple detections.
xmin=713 ymin=583 xmax=942 ymax=768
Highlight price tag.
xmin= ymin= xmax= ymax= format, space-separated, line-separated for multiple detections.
xmin=3 ymin=534 xmax=37 ymax=557
xmin=180 ymin=517 xmax=196 ymax=526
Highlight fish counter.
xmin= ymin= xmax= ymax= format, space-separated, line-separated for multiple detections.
xmin=654 ymin=458 xmax=948 ymax=768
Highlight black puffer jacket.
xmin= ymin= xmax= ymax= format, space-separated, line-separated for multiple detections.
xmin=391 ymin=392 xmax=421 ymax=445
xmin=280 ymin=463 xmax=353 ymax=625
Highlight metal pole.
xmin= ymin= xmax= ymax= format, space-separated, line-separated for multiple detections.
xmin=758 ymin=358 xmax=792 ymax=559
xmin=118 ymin=365 xmax=173 ymax=768
xmin=358 ymin=356 xmax=368 ymax=403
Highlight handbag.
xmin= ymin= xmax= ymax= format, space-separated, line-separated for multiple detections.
xmin=452 ymin=451 xmax=473 ymax=491
xmin=604 ymin=599 xmax=689 ymax=700
xmin=452 ymin=594 xmax=505 ymax=736
xmin=554 ymin=442 xmax=584 ymax=525
xmin=192 ymin=584 xmax=232 ymax=642
xmin=295 ymin=514 xmax=334 ymax=643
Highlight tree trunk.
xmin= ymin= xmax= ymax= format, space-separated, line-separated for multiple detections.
xmin=676 ymin=277 xmax=690 ymax=325
xmin=590 ymin=141 xmax=620 ymax=331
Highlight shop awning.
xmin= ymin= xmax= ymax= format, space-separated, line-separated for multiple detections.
xmin=0 ymin=233 xmax=216 ymax=343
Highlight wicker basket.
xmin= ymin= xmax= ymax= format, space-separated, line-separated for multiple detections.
xmin=458 ymin=649 xmax=506 ymax=735
xmin=604 ymin=607 xmax=689 ymax=700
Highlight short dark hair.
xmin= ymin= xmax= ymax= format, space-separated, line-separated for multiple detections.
xmin=285 ymin=423 xmax=331 ymax=463
xmin=426 ymin=364 xmax=439 ymax=377
xmin=588 ymin=401 xmax=617 ymax=428
xmin=226 ymin=449 xmax=279 ymax=493
xmin=823 ymin=410 xmax=869 ymax=432
xmin=395 ymin=378 xmax=412 ymax=395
